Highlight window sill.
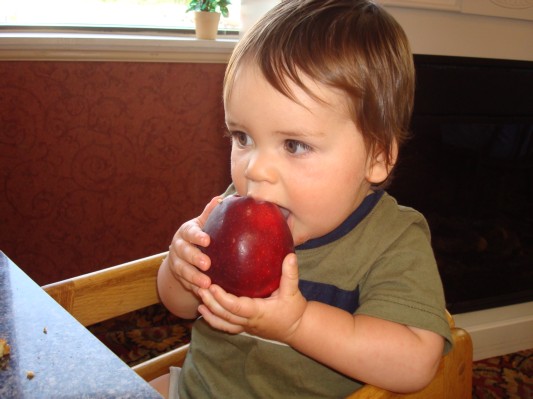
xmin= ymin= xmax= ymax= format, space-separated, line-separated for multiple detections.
xmin=0 ymin=31 xmax=238 ymax=63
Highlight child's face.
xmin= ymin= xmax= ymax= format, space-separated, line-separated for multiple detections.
xmin=225 ymin=64 xmax=388 ymax=246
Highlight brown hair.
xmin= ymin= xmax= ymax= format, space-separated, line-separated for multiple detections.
xmin=224 ymin=0 xmax=414 ymax=177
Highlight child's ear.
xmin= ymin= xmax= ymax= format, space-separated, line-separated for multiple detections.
xmin=365 ymin=141 xmax=398 ymax=184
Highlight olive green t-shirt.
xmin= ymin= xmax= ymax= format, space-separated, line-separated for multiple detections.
xmin=178 ymin=191 xmax=452 ymax=398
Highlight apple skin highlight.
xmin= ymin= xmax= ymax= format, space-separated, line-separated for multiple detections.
xmin=200 ymin=195 xmax=295 ymax=298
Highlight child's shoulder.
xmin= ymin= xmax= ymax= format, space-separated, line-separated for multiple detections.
xmin=359 ymin=191 xmax=432 ymax=248
xmin=373 ymin=191 xmax=429 ymax=229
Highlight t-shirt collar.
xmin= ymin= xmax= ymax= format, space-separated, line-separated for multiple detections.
xmin=296 ymin=190 xmax=384 ymax=250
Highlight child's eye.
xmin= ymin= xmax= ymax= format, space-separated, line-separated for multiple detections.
xmin=284 ymin=139 xmax=312 ymax=155
xmin=231 ymin=131 xmax=253 ymax=148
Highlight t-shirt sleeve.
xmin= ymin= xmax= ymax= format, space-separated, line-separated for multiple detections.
xmin=355 ymin=210 xmax=453 ymax=354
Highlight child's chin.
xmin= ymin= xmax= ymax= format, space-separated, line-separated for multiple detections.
xmin=292 ymin=231 xmax=309 ymax=247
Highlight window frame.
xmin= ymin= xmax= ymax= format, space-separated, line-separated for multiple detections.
xmin=0 ymin=25 xmax=238 ymax=63
xmin=0 ymin=0 xmax=244 ymax=63
xmin=0 ymin=0 xmax=284 ymax=63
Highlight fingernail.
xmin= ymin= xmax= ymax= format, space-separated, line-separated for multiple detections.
xmin=198 ymin=259 xmax=208 ymax=270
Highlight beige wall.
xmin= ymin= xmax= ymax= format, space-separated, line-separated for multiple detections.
xmin=383 ymin=4 xmax=533 ymax=61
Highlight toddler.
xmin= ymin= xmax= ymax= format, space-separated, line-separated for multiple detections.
xmin=155 ymin=1 xmax=452 ymax=397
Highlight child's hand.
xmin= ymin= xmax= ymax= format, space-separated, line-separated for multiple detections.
xmin=197 ymin=253 xmax=308 ymax=344
xmin=166 ymin=196 xmax=222 ymax=294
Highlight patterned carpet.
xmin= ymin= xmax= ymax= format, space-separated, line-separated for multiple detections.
xmin=88 ymin=303 xmax=193 ymax=367
xmin=88 ymin=304 xmax=533 ymax=398
xmin=472 ymin=349 xmax=532 ymax=399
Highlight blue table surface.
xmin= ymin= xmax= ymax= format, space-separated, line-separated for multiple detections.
xmin=0 ymin=251 xmax=162 ymax=398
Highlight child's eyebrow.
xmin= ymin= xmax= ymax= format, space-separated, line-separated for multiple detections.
xmin=274 ymin=129 xmax=326 ymax=139
xmin=225 ymin=119 xmax=242 ymax=129
xmin=225 ymin=119 xmax=325 ymax=139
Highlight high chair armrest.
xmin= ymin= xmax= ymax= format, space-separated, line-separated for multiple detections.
xmin=43 ymin=252 xmax=168 ymax=326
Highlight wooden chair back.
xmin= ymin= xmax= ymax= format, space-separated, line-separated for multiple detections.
xmin=43 ymin=253 xmax=473 ymax=398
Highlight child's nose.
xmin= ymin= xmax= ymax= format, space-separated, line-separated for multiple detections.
xmin=244 ymin=150 xmax=277 ymax=184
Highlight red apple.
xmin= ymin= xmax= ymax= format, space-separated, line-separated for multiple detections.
xmin=200 ymin=195 xmax=294 ymax=298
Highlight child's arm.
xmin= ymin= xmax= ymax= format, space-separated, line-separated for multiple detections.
xmin=285 ymin=300 xmax=444 ymax=393
xmin=197 ymin=254 xmax=444 ymax=393
xmin=156 ymin=197 xmax=221 ymax=319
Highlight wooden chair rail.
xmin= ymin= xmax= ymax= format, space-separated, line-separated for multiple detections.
xmin=43 ymin=252 xmax=167 ymax=326
xmin=132 ymin=345 xmax=189 ymax=382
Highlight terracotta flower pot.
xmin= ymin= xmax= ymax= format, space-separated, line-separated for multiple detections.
xmin=194 ymin=11 xmax=221 ymax=40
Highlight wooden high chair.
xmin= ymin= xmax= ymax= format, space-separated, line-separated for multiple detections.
xmin=43 ymin=252 xmax=473 ymax=398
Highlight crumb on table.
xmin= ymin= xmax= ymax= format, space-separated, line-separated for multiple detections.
xmin=0 ymin=338 xmax=10 ymax=357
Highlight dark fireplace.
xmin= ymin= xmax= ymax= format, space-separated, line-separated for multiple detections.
xmin=388 ymin=54 xmax=533 ymax=314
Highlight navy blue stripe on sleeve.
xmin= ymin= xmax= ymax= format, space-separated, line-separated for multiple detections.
xmin=299 ymin=280 xmax=360 ymax=314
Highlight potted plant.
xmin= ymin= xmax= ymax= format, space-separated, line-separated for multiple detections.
xmin=187 ymin=0 xmax=231 ymax=40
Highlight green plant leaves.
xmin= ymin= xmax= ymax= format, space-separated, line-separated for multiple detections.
xmin=186 ymin=0 xmax=231 ymax=17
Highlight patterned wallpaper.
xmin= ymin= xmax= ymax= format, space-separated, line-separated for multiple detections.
xmin=0 ymin=61 xmax=231 ymax=285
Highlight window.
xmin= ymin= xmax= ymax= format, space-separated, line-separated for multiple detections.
xmin=0 ymin=0 xmax=241 ymax=33
xmin=0 ymin=0 xmax=281 ymax=62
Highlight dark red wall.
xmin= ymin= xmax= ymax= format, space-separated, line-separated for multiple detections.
xmin=0 ymin=61 xmax=231 ymax=285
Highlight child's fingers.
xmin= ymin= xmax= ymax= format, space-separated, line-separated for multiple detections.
xmin=198 ymin=287 xmax=246 ymax=334
xmin=207 ymin=285 xmax=256 ymax=321
xmin=197 ymin=196 xmax=224 ymax=228
xmin=177 ymin=219 xmax=209 ymax=248
xmin=278 ymin=253 xmax=300 ymax=295
xmin=172 ymin=195 xmax=223 ymax=274
xmin=198 ymin=304 xmax=243 ymax=334
xmin=171 ymin=233 xmax=210 ymax=272
xmin=175 ymin=195 xmax=221 ymax=249
xmin=165 ymin=251 xmax=210 ymax=291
